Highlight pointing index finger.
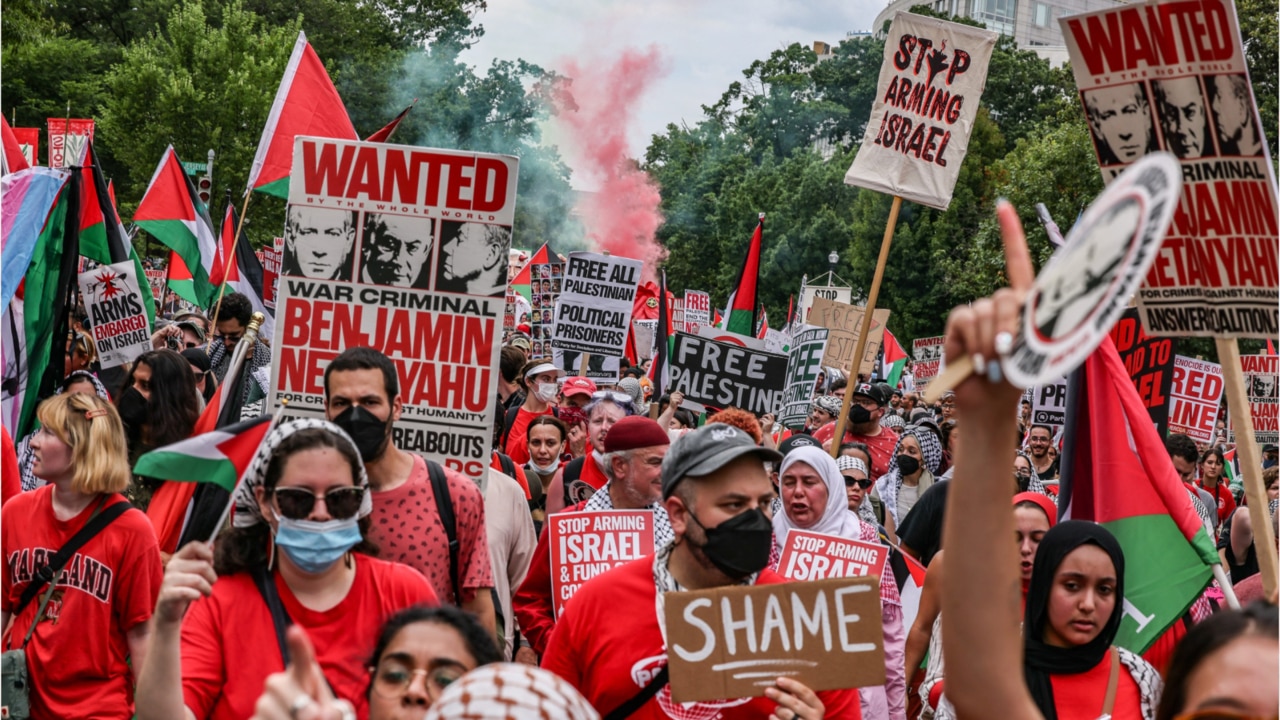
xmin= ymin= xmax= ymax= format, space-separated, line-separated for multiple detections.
xmin=997 ymin=199 xmax=1035 ymax=291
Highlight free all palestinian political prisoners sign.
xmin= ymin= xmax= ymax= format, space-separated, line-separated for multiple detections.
xmin=668 ymin=332 xmax=789 ymax=415
xmin=548 ymin=510 xmax=655 ymax=618
xmin=664 ymin=577 xmax=885 ymax=703
xmin=270 ymin=136 xmax=518 ymax=480
xmin=552 ymin=252 xmax=641 ymax=358
xmin=844 ymin=13 xmax=997 ymax=210
xmin=1061 ymin=0 xmax=1279 ymax=338
xmin=79 ymin=260 xmax=151 ymax=368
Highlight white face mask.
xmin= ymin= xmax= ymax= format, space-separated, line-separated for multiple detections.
xmin=534 ymin=382 xmax=559 ymax=403
xmin=530 ymin=458 xmax=559 ymax=475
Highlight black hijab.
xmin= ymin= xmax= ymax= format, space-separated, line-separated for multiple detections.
xmin=1023 ymin=520 xmax=1125 ymax=720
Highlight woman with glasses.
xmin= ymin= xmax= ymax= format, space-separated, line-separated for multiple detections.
xmin=837 ymin=454 xmax=878 ymax=526
xmin=135 ymin=420 xmax=438 ymax=720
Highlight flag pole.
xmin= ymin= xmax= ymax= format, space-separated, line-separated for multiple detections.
xmin=1215 ymin=337 xmax=1278 ymax=597
xmin=830 ymin=195 xmax=901 ymax=458
xmin=209 ymin=190 xmax=253 ymax=334
xmin=205 ymin=398 xmax=288 ymax=544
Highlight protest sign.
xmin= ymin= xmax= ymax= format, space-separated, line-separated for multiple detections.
xmin=79 ymin=260 xmax=151 ymax=368
xmin=554 ymin=348 xmax=620 ymax=384
xmin=808 ymin=297 xmax=890 ymax=376
xmin=552 ymin=252 xmax=640 ymax=357
xmin=144 ymin=268 xmax=167 ymax=302
xmin=776 ymin=530 xmax=889 ymax=582
xmin=799 ymin=283 xmax=852 ymax=324
xmin=527 ymin=262 xmax=561 ymax=358
xmin=844 ymin=13 xmax=997 ymax=210
xmin=779 ymin=326 xmax=829 ymax=429
xmin=762 ymin=328 xmax=788 ymax=355
xmin=548 ymin=510 xmax=654 ymax=618
xmin=1107 ymin=308 xmax=1175 ymax=435
xmin=632 ymin=319 xmax=658 ymax=362
xmin=1031 ymin=376 xmax=1069 ymax=432
xmin=912 ymin=335 xmax=945 ymax=390
xmin=684 ymin=290 xmax=711 ymax=333
xmin=668 ymin=332 xmax=788 ymax=415
xmin=12 ymin=127 xmax=38 ymax=167
xmin=1061 ymin=0 xmax=1278 ymax=338
xmin=270 ymin=136 xmax=518 ymax=480
xmin=664 ymin=576 xmax=885 ymax=703
xmin=260 ymin=241 xmax=282 ymax=310
xmin=46 ymin=118 xmax=94 ymax=168
xmin=1170 ymin=356 xmax=1225 ymax=442
xmin=1236 ymin=354 xmax=1278 ymax=445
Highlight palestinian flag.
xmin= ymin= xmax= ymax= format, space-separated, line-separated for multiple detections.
xmin=881 ymin=329 xmax=908 ymax=388
xmin=649 ymin=272 xmax=673 ymax=398
xmin=755 ymin=307 xmax=769 ymax=340
xmin=78 ymin=143 xmax=156 ymax=322
xmin=166 ymin=250 xmax=202 ymax=307
xmin=135 ymin=146 xmax=218 ymax=308
xmin=214 ymin=201 xmax=275 ymax=338
xmin=508 ymin=243 xmax=551 ymax=304
xmin=366 ymin=100 xmax=416 ymax=143
xmin=719 ymin=214 xmax=764 ymax=337
xmin=1223 ymin=448 xmax=1241 ymax=495
xmin=247 ymin=31 xmax=357 ymax=198
xmin=1059 ymin=336 xmax=1217 ymax=653
xmin=886 ymin=540 xmax=927 ymax=636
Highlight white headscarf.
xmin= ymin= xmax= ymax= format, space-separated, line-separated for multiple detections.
xmin=773 ymin=446 xmax=865 ymax=549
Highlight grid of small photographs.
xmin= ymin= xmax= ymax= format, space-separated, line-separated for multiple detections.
xmin=528 ymin=262 xmax=563 ymax=358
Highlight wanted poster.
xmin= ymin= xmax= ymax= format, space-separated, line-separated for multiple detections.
xmin=1061 ymin=0 xmax=1278 ymax=338
xmin=668 ymin=332 xmax=789 ymax=415
xmin=1236 ymin=354 xmax=1278 ymax=445
xmin=548 ymin=510 xmax=655 ymax=618
xmin=684 ymin=290 xmax=711 ymax=333
xmin=1170 ymin=356 xmax=1225 ymax=443
xmin=78 ymin=260 xmax=151 ymax=368
xmin=1107 ymin=308 xmax=1176 ymax=435
xmin=270 ymin=136 xmax=519 ymax=480
xmin=552 ymin=252 xmax=641 ymax=357
xmin=776 ymin=530 xmax=890 ymax=582
xmin=527 ymin=261 xmax=562 ymax=358
xmin=808 ymin=297 xmax=890 ymax=377
xmin=779 ymin=326 xmax=829 ymax=429
xmin=844 ymin=13 xmax=998 ymax=210
xmin=912 ymin=335 xmax=945 ymax=390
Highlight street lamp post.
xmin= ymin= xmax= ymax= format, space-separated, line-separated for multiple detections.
xmin=827 ymin=251 xmax=838 ymax=286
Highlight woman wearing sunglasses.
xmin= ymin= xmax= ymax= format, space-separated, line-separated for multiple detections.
xmin=837 ymin=454 xmax=878 ymax=526
xmin=136 ymin=419 xmax=438 ymax=720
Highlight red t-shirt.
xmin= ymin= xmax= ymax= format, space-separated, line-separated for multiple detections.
xmin=2 ymin=488 xmax=163 ymax=719
xmin=1195 ymin=479 xmax=1237 ymax=525
xmin=542 ymin=556 xmax=862 ymax=719
xmin=811 ymin=424 xmax=900 ymax=480
xmin=366 ymin=455 xmax=494 ymax=604
xmin=1 ymin=427 xmax=19 ymax=507
xmin=513 ymin=500 xmax=588 ymax=655
xmin=505 ymin=406 xmax=555 ymax=465
xmin=1047 ymin=650 xmax=1142 ymax=719
xmin=180 ymin=554 xmax=436 ymax=720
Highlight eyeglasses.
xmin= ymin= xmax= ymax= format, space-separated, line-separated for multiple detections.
xmin=216 ymin=332 xmax=244 ymax=344
xmin=271 ymin=487 xmax=365 ymax=520
xmin=591 ymin=390 xmax=633 ymax=404
xmin=369 ymin=660 xmax=466 ymax=700
xmin=842 ymin=475 xmax=873 ymax=489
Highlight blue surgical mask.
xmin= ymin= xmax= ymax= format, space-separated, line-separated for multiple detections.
xmin=272 ymin=512 xmax=361 ymax=574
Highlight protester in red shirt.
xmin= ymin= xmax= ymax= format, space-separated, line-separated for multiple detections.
xmin=503 ymin=361 xmax=564 ymax=465
xmin=546 ymin=390 xmax=637 ymax=514
xmin=2 ymin=392 xmax=163 ymax=719
xmin=561 ymin=375 xmax=597 ymax=409
xmin=525 ymin=415 xmax=569 ymax=529
xmin=541 ymin=422 xmax=862 ymax=718
xmin=134 ymin=420 xmax=438 ymax=720
xmin=1196 ymin=447 xmax=1236 ymax=526
xmin=812 ymin=383 xmax=899 ymax=480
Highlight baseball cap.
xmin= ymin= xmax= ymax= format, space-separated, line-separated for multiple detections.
xmin=852 ymin=382 xmax=889 ymax=406
xmin=524 ymin=362 xmax=563 ymax=380
xmin=562 ymin=376 xmax=597 ymax=398
xmin=661 ymin=423 xmax=782 ymax=498
xmin=175 ymin=320 xmax=206 ymax=343
xmin=778 ymin=434 xmax=821 ymax=456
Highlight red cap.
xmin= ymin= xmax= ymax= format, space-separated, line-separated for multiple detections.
xmin=562 ymin=376 xmax=597 ymax=397
xmin=602 ymin=416 xmax=670 ymax=453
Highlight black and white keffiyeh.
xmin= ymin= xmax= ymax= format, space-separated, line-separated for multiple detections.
xmin=875 ymin=425 xmax=943 ymax=526
xmin=583 ymin=482 xmax=675 ymax=549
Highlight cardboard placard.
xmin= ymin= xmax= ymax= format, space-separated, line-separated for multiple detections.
xmin=79 ymin=260 xmax=152 ymax=369
xmin=912 ymin=336 xmax=945 ymax=390
xmin=1235 ymin=354 xmax=1278 ymax=445
xmin=1061 ymin=0 xmax=1279 ymax=338
xmin=684 ymin=290 xmax=711 ymax=334
xmin=843 ymin=13 xmax=997 ymax=210
xmin=776 ymin=530 xmax=889 ymax=582
xmin=1107 ymin=308 xmax=1175 ymax=436
xmin=664 ymin=577 xmax=885 ymax=703
xmin=270 ymin=136 xmax=518 ymax=480
xmin=808 ymin=297 xmax=890 ymax=376
xmin=668 ymin=332 xmax=789 ymax=415
xmin=527 ymin=262 xmax=561 ymax=356
xmin=1170 ymin=356 xmax=1225 ymax=443
xmin=779 ymin=326 xmax=830 ymax=429
xmin=552 ymin=252 xmax=641 ymax=357
xmin=548 ymin=510 xmax=654 ymax=617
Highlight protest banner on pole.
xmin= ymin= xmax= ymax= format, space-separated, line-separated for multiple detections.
xmin=779 ymin=326 xmax=830 ymax=429
xmin=912 ymin=335 xmax=945 ymax=390
xmin=1107 ymin=307 xmax=1176 ymax=435
xmin=1170 ymin=356 xmax=1225 ymax=443
xmin=552 ymin=252 xmax=641 ymax=357
xmin=668 ymin=332 xmax=789 ymax=415
xmin=664 ymin=576 xmax=885 ymax=703
xmin=1031 ymin=376 xmax=1069 ymax=433
xmin=527 ymin=261 xmax=561 ymax=358
xmin=843 ymin=13 xmax=998 ymax=210
xmin=776 ymin=530 xmax=889 ymax=582
xmin=548 ymin=510 xmax=655 ymax=618
xmin=12 ymin=128 xmax=39 ymax=167
xmin=79 ymin=260 xmax=152 ymax=368
xmin=684 ymin=290 xmax=711 ymax=333
xmin=1061 ymin=0 xmax=1278 ymax=339
xmin=1234 ymin=354 xmax=1277 ymax=445
xmin=808 ymin=297 xmax=890 ymax=377
xmin=269 ymin=136 xmax=518 ymax=480
xmin=46 ymin=118 xmax=94 ymax=168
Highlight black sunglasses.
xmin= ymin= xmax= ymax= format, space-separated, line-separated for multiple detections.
xmin=842 ymin=475 xmax=873 ymax=489
xmin=272 ymin=487 xmax=364 ymax=520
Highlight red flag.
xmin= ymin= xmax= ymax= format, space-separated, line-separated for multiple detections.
xmin=365 ymin=100 xmax=416 ymax=143
xmin=1 ymin=116 xmax=29 ymax=173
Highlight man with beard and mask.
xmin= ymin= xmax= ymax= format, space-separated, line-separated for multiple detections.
xmin=811 ymin=382 xmax=900 ymax=481
xmin=541 ymin=423 xmax=861 ymax=719
xmin=513 ymin=416 xmax=672 ymax=656
xmin=323 ymin=347 xmax=497 ymax=639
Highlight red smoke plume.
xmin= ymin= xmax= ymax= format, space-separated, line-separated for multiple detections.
xmin=555 ymin=46 xmax=668 ymax=282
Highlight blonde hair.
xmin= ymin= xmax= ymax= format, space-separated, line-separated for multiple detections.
xmin=70 ymin=330 xmax=97 ymax=364
xmin=35 ymin=392 xmax=131 ymax=494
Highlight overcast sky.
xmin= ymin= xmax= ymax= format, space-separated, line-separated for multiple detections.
xmin=460 ymin=0 xmax=886 ymax=183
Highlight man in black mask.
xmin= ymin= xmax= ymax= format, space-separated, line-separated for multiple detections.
xmin=811 ymin=382 xmax=899 ymax=480
xmin=323 ymin=347 xmax=497 ymax=640
xmin=541 ymin=423 xmax=862 ymax=718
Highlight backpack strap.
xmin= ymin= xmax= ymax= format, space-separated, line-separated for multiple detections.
xmin=561 ymin=456 xmax=585 ymax=507
xmin=603 ymin=665 xmax=668 ymax=720
xmin=499 ymin=406 xmax=522 ymax=450
xmin=496 ymin=452 xmax=517 ymax=481
xmin=427 ymin=460 xmax=461 ymax=604
xmin=251 ymin=566 xmax=294 ymax=665
xmin=13 ymin=499 xmax=130 ymax=616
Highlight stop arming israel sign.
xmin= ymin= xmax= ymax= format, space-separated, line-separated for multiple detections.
xmin=776 ymin=530 xmax=889 ymax=582
xmin=844 ymin=13 xmax=997 ymax=210
xmin=548 ymin=510 xmax=655 ymax=618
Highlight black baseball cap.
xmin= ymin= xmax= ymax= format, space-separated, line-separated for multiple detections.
xmin=852 ymin=382 xmax=890 ymax=406
xmin=661 ymin=424 xmax=782 ymax=498
xmin=778 ymin=434 xmax=821 ymax=456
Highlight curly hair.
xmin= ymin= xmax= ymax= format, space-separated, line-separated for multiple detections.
xmin=707 ymin=408 xmax=762 ymax=444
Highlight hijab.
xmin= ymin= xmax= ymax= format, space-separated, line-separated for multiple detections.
xmin=875 ymin=425 xmax=943 ymax=525
xmin=1023 ymin=520 xmax=1125 ymax=720
xmin=773 ymin=447 xmax=864 ymax=547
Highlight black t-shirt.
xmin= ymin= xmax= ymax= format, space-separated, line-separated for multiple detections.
xmin=1034 ymin=456 xmax=1060 ymax=480
xmin=1218 ymin=508 xmax=1259 ymax=584
xmin=896 ymin=479 xmax=950 ymax=567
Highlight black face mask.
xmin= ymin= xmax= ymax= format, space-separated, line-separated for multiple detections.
xmin=116 ymin=386 xmax=148 ymax=429
xmin=849 ymin=405 xmax=872 ymax=425
xmin=688 ymin=507 xmax=773 ymax=580
xmin=896 ymin=454 xmax=920 ymax=476
xmin=333 ymin=405 xmax=391 ymax=462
